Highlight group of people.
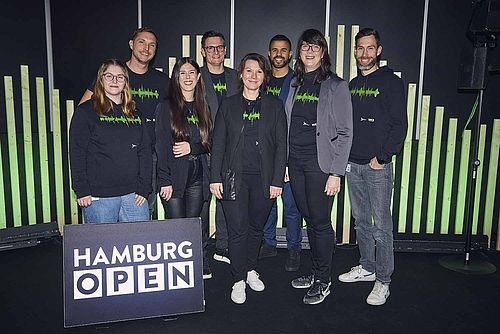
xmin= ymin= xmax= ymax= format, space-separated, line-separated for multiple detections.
xmin=69 ymin=26 xmax=407 ymax=306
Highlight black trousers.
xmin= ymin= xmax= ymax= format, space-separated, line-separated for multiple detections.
xmin=288 ymin=156 xmax=334 ymax=283
xmin=222 ymin=173 xmax=274 ymax=283
xmin=161 ymin=159 xmax=208 ymax=259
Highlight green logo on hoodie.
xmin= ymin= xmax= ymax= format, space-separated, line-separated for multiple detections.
xmin=350 ymin=87 xmax=380 ymax=98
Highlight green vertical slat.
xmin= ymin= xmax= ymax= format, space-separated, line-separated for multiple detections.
xmin=440 ymin=119 xmax=458 ymax=234
xmin=21 ymin=66 xmax=36 ymax=225
xmin=277 ymin=196 xmax=283 ymax=228
xmin=0 ymin=137 xmax=5 ymax=228
xmin=484 ymin=120 xmax=499 ymax=243
xmin=4 ymin=76 xmax=22 ymax=227
xmin=412 ymin=95 xmax=430 ymax=233
xmin=336 ymin=25 xmax=345 ymax=79
xmin=52 ymin=89 xmax=65 ymax=228
xmin=455 ymin=130 xmax=471 ymax=234
xmin=398 ymin=83 xmax=416 ymax=233
xmin=472 ymin=124 xmax=486 ymax=234
xmin=36 ymin=77 xmax=51 ymax=223
xmin=66 ymin=100 xmax=79 ymax=224
xmin=426 ymin=106 xmax=444 ymax=233
xmin=157 ymin=194 xmax=165 ymax=220
xmin=343 ymin=180 xmax=351 ymax=239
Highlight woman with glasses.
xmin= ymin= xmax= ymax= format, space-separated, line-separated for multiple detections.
xmin=286 ymin=29 xmax=353 ymax=305
xmin=155 ymin=57 xmax=213 ymax=278
xmin=70 ymin=59 xmax=151 ymax=223
xmin=210 ymin=53 xmax=287 ymax=304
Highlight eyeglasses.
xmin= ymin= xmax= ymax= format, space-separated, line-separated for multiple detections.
xmin=102 ymin=73 xmax=126 ymax=83
xmin=300 ymin=43 xmax=322 ymax=52
xmin=204 ymin=45 xmax=225 ymax=53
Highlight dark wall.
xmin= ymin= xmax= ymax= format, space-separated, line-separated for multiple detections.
xmin=143 ymin=0 xmax=231 ymax=71
xmin=51 ymin=0 xmax=137 ymax=104
xmin=0 ymin=0 xmax=47 ymax=134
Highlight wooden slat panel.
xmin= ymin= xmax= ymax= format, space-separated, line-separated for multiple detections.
xmin=412 ymin=95 xmax=430 ymax=233
xmin=484 ymin=120 xmax=499 ymax=244
xmin=440 ymin=119 xmax=458 ymax=234
xmin=455 ymin=130 xmax=471 ymax=234
xmin=4 ymin=76 xmax=22 ymax=226
xmin=52 ymin=89 xmax=65 ymax=230
xmin=398 ymin=83 xmax=417 ymax=232
xmin=36 ymin=77 xmax=51 ymax=223
xmin=182 ymin=35 xmax=190 ymax=57
xmin=66 ymin=100 xmax=79 ymax=224
xmin=426 ymin=106 xmax=444 ymax=232
xmin=336 ymin=25 xmax=345 ymax=79
xmin=349 ymin=25 xmax=359 ymax=81
xmin=21 ymin=65 xmax=36 ymax=225
xmin=472 ymin=124 xmax=486 ymax=234
xmin=196 ymin=35 xmax=203 ymax=66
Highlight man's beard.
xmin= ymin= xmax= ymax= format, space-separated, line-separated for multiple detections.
xmin=356 ymin=57 xmax=377 ymax=71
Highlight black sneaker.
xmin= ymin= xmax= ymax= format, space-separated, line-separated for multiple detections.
xmin=285 ymin=249 xmax=300 ymax=272
xmin=258 ymin=242 xmax=277 ymax=259
xmin=213 ymin=248 xmax=230 ymax=264
xmin=291 ymin=274 xmax=314 ymax=289
xmin=303 ymin=280 xmax=331 ymax=305
xmin=203 ymin=260 xmax=212 ymax=280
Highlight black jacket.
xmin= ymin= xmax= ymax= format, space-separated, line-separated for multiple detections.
xmin=210 ymin=93 xmax=287 ymax=196
xmin=155 ymin=102 xmax=210 ymax=200
xmin=69 ymin=100 xmax=152 ymax=198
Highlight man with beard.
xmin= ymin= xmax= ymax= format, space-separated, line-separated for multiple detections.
xmin=338 ymin=28 xmax=407 ymax=306
xmin=79 ymin=27 xmax=169 ymax=217
xmin=259 ymin=35 xmax=302 ymax=272
xmin=199 ymin=30 xmax=238 ymax=267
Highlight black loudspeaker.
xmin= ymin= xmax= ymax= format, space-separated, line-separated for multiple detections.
xmin=470 ymin=0 xmax=500 ymax=34
xmin=458 ymin=46 xmax=488 ymax=90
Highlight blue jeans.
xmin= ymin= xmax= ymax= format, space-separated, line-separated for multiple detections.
xmin=83 ymin=192 xmax=150 ymax=224
xmin=346 ymin=161 xmax=394 ymax=284
xmin=263 ymin=182 xmax=302 ymax=250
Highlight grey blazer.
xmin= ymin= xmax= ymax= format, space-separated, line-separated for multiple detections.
xmin=200 ymin=66 xmax=239 ymax=122
xmin=285 ymin=74 xmax=353 ymax=176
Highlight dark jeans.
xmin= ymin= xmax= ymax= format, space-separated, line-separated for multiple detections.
xmin=346 ymin=161 xmax=394 ymax=283
xmin=288 ymin=156 xmax=334 ymax=283
xmin=222 ymin=173 xmax=274 ymax=283
xmin=148 ymin=151 xmax=158 ymax=218
xmin=263 ymin=182 xmax=302 ymax=250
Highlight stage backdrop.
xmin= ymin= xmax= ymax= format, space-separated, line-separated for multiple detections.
xmin=0 ymin=0 xmax=499 ymax=249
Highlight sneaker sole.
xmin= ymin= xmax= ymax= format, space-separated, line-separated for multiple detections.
xmin=213 ymin=254 xmax=231 ymax=264
xmin=338 ymin=274 xmax=376 ymax=283
xmin=291 ymin=282 xmax=312 ymax=289
xmin=247 ymin=282 xmax=265 ymax=292
xmin=303 ymin=289 xmax=331 ymax=305
xmin=203 ymin=273 xmax=212 ymax=280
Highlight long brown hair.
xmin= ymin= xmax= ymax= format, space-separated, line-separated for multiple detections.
xmin=92 ymin=59 xmax=135 ymax=117
xmin=168 ymin=57 xmax=211 ymax=152
xmin=293 ymin=29 xmax=332 ymax=87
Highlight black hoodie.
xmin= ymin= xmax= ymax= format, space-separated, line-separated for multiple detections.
xmin=70 ymin=100 xmax=152 ymax=199
xmin=348 ymin=66 xmax=407 ymax=164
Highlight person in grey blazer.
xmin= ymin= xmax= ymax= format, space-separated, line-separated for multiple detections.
xmin=200 ymin=30 xmax=239 ymax=264
xmin=286 ymin=29 xmax=353 ymax=305
xmin=210 ymin=53 xmax=287 ymax=304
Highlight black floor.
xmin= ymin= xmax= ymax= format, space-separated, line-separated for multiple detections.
xmin=1 ymin=238 xmax=500 ymax=334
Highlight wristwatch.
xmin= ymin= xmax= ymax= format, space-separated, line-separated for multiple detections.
xmin=376 ymin=157 xmax=386 ymax=165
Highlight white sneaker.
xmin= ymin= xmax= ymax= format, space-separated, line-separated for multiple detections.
xmin=366 ymin=281 xmax=390 ymax=306
xmin=246 ymin=270 xmax=265 ymax=291
xmin=338 ymin=265 xmax=376 ymax=283
xmin=231 ymin=280 xmax=246 ymax=304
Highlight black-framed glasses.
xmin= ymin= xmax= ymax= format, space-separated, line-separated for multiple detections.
xmin=102 ymin=73 xmax=126 ymax=83
xmin=204 ymin=45 xmax=225 ymax=53
xmin=300 ymin=43 xmax=322 ymax=52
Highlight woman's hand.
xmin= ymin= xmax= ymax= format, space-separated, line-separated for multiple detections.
xmin=210 ymin=183 xmax=224 ymax=200
xmin=77 ymin=195 xmax=92 ymax=207
xmin=173 ymin=141 xmax=191 ymax=158
xmin=324 ymin=175 xmax=341 ymax=196
xmin=135 ymin=194 xmax=147 ymax=206
xmin=269 ymin=186 xmax=282 ymax=199
xmin=160 ymin=185 xmax=173 ymax=201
